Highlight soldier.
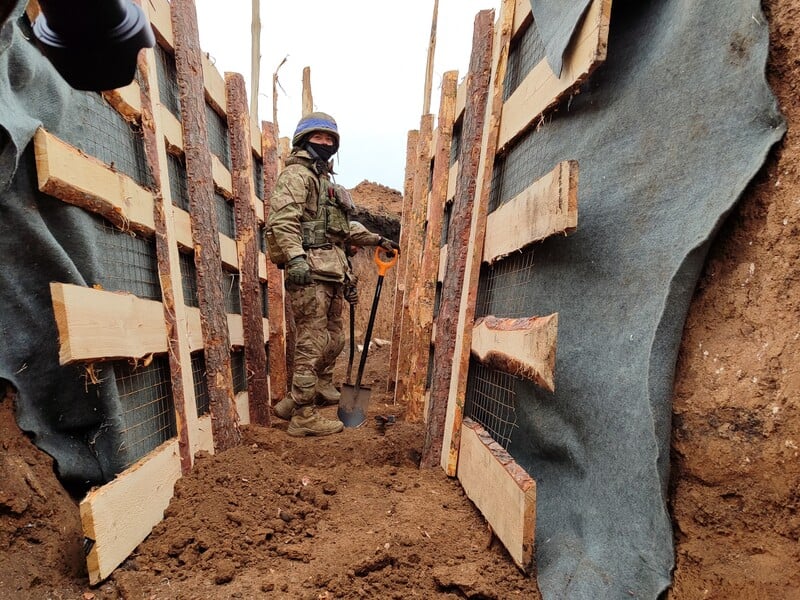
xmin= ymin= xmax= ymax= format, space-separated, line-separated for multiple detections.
xmin=267 ymin=112 xmax=399 ymax=436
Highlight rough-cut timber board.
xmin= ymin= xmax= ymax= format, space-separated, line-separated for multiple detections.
xmin=447 ymin=161 xmax=458 ymax=201
xmin=50 ymin=283 xmax=167 ymax=364
xmin=149 ymin=0 xmax=174 ymax=49
xmin=161 ymin=109 xmax=183 ymax=152
xmin=483 ymin=160 xmax=578 ymax=264
xmin=457 ymin=418 xmax=535 ymax=572
xmin=497 ymin=0 xmax=611 ymax=151
xmin=102 ymin=81 xmax=141 ymax=121
xmin=81 ymin=439 xmax=182 ymax=584
xmin=33 ymin=129 xmax=155 ymax=234
xmin=201 ymin=53 xmax=226 ymax=115
xmin=173 ymin=208 xmax=239 ymax=270
xmin=211 ymin=154 xmax=233 ymax=195
xmin=438 ymin=245 xmax=448 ymax=283
xmin=471 ymin=314 xmax=558 ymax=392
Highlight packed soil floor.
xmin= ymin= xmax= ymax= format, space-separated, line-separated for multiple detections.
xmin=2 ymin=1 xmax=800 ymax=598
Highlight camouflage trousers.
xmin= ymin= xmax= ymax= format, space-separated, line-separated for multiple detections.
xmin=286 ymin=280 xmax=345 ymax=406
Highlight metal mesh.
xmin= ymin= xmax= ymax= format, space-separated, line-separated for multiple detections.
xmin=215 ymin=192 xmax=236 ymax=239
xmin=65 ymin=92 xmax=151 ymax=188
xmin=476 ymin=247 xmax=537 ymax=318
xmin=504 ymin=19 xmax=547 ymax=101
xmin=115 ymin=356 xmax=176 ymax=466
xmin=464 ymin=358 xmax=519 ymax=450
xmin=191 ymin=351 xmax=210 ymax=416
xmin=223 ymin=270 xmax=241 ymax=314
xmin=253 ymin=155 xmax=265 ymax=200
xmin=450 ymin=119 xmax=462 ymax=167
xmin=441 ymin=201 xmax=453 ymax=247
xmin=261 ymin=282 xmax=269 ymax=317
xmin=433 ymin=282 xmax=443 ymax=318
xmin=167 ymin=153 xmax=190 ymax=211
xmin=155 ymin=44 xmax=181 ymax=119
xmin=259 ymin=225 xmax=267 ymax=254
xmin=488 ymin=153 xmax=506 ymax=213
xmin=179 ymin=252 xmax=199 ymax=308
xmin=231 ymin=349 xmax=246 ymax=393
xmin=92 ymin=216 xmax=161 ymax=301
xmin=205 ymin=103 xmax=231 ymax=170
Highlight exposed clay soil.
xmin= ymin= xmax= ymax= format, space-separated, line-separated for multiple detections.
xmin=2 ymin=2 xmax=800 ymax=598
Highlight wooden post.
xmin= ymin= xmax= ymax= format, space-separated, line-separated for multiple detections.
xmin=422 ymin=0 xmax=439 ymax=115
xmin=387 ymin=129 xmax=419 ymax=393
xmin=172 ymin=0 xmax=241 ymax=450
xmin=421 ymin=10 xmax=494 ymax=469
xmin=262 ymin=121 xmax=289 ymax=404
xmin=302 ymin=66 xmax=313 ymax=116
xmin=250 ymin=0 xmax=261 ymax=118
xmin=226 ymin=73 xmax=270 ymax=426
xmin=435 ymin=0 xmax=516 ymax=473
xmin=394 ymin=113 xmax=433 ymax=420
xmin=134 ymin=35 xmax=198 ymax=474
xmin=405 ymin=70 xmax=458 ymax=424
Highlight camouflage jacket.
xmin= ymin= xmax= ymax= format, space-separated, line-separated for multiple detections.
xmin=267 ymin=150 xmax=381 ymax=283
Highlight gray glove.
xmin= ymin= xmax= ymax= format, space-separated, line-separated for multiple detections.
xmin=379 ymin=237 xmax=400 ymax=253
xmin=344 ymin=284 xmax=358 ymax=305
xmin=286 ymin=256 xmax=312 ymax=285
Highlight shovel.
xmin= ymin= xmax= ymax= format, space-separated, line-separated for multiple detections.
xmin=339 ymin=247 xmax=398 ymax=427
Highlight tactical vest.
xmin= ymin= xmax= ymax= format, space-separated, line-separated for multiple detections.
xmin=300 ymin=174 xmax=351 ymax=250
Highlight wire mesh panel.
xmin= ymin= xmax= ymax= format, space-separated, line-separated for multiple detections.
xmin=450 ymin=119 xmax=462 ymax=166
xmin=441 ymin=201 xmax=453 ymax=247
xmin=253 ymin=155 xmax=265 ymax=200
xmin=114 ymin=356 xmax=176 ymax=467
xmin=231 ymin=349 xmax=246 ymax=393
xmin=191 ymin=351 xmax=209 ymax=416
xmin=64 ymin=92 xmax=151 ymax=188
xmin=205 ymin=103 xmax=231 ymax=170
xmin=223 ymin=270 xmax=242 ymax=314
xmin=179 ymin=252 xmax=199 ymax=308
xmin=261 ymin=282 xmax=269 ymax=317
xmin=167 ymin=153 xmax=190 ymax=211
xmin=215 ymin=192 xmax=236 ymax=239
xmin=476 ymin=247 xmax=537 ymax=318
xmin=155 ymin=45 xmax=181 ymax=119
xmin=464 ymin=358 xmax=519 ymax=450
xmin=92 ymin=216 xmax=161 ymax=301
xmin=503 ymin=19 xmax=547 ymax=101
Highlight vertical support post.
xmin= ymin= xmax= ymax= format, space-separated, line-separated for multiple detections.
xmin=395 ymin=114 xmax=434 ymax=420
xmin=302 ymin=66 xmax=313 ymax=116
xmin=422 ymin=10 xmax=494 ymax=469
xmin=226 ymin=72 xmax=270 ymax=426
xmin=406 ymin=70 xmax=458 ymax=426
xmin=262 ymin=121 xmax=289 ymax=404
xmin=387 ymin=129 xmax=419 ymax=393
xmin=435 ymin=0 xmax=516 ymax=473
xmin=172 ymin=0 xmax=241 ymax=450
xmin=422 ymin=0 xmax=439 ymax=115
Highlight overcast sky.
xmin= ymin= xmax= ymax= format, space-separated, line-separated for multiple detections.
xmin=194 ymin=1 xmax=501 ymax=190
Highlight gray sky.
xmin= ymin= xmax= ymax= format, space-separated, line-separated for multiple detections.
xmin=194 ymin=1 xmax=501 ymax=190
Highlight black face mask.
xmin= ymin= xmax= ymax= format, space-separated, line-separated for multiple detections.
xmin=306 ymin=141 xmax=337 ymax=163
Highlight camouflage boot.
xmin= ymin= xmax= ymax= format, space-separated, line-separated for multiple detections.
xmin=273 ymin=396 xmax=297 ymax=421
xmin=315 ymin=379 xmax=341 ymax=406
xmin=287 ymin=405 xmax=344 ymax=437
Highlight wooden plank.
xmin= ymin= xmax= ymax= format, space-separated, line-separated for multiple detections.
xmin=219 ymin=233 xmax=239 ymax=270
xmin=472 ymin=315 xmax=558 ymax=392
xmin=302 ymin=66 xmax=313 ymax=115
xmin=33 ymin=129 xmax=155 ymax=235
xmin=227 ymin=314 xmax=244 ymax=347
xmin=497 ymin=0 xmax=611 ymax=151
xmin=135 ymin=31 xmax=199 ymax=472
xmin=483 ymin=160 xmax=578 ymax=264
xmin=511 ymin=0 xmax=533 ymax=38
xmin=226 ymin=72 xmax=270 ymax=426
xmin=81 ymin=439 xmax=182 ymax=584
xmin=102 ymin=81 xmax=142 ymax=121
xmin=161 ymin=108 xmax=183 ymax=152
xmin=50 ymin=283 xmax=166 ymax=364
xmin=201 ymin=53 xmax=227 ymax=115
xmin=455 ymin=76 xmax=467 ymax=122
xmin=438 ymin=244 xmax=448 ymax=283
xmin=395 ymin=113 xmax=434 ymax=421
xmin=446 ymin=161 xmax=458 ymax=201
xmin=212 ymin=154 xmax=233 ymax=195
xmin=424 ymin=9 xmax=495 ymax=469
xmin=262 ymin=121 xmax=289 ymax=404
xmin=404 ymin=70 xmax=458 ymax=423
xmin=250 ymin=119 xmax=262 ymax=157
xmin=148 ymin=0 xmax=174 ymax=48
xmin=185 ymin=307 xmax=203 ymax=351
xmin=457 ymin=419 xmax=535 ymax=572
xmin=173 ymin=0 xmax=240 ymax=450
xmin=387 ymin=129 xmax=420 ymax=393
xmin=174 ymin=208 xmax=237 ymax=269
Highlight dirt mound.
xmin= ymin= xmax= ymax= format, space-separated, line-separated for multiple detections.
xmin=350 ymin=180 xmax=402 ymax=242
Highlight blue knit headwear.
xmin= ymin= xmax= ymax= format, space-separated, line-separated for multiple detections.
xmin=292 ymin=111 xmax=340 ymax=153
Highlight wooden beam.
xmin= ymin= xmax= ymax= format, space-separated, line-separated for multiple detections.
xmin=226 ymin=72 xmax=270 ymax=426
xmin=102 ymin=81 xmax=142 ymax=122
xmin=262 ymin=121 xmax=289 ymax=404
xmin=387 ymin=129 xmax=419 ymax=393
xmin=212 ymin=154 xmax=233 ymax=195
xmin=497 ymin=0 xmax=611 ymax=151
xmin=161 ymin=108 xmax=183 ymax=152
xmin=148 ymin=0 xmax=174 ymax=49
xmin=395 ymin=113 xmax=433 ymax=421
xmin=472 ymin=315 xmax=558 ymax=392
xmin=404 ymin=70 xmax=458 ymax=423
xmin=81 ymin=439 xmax=182 ymax=584
xmin=173 ymin=0 xmax=241 ymax=450
xmin=422 ymin=0 xmax=439 ymax=115
xmin=483 ymin=160 xmax=578 ymax=264
xmin=438 ymin=0 xmax=516 ymax=475
xmin=50 ymin=283 xmax=166 ymax=364
xmin=201 ymin=53 xmax=227 ymax=116
xmin=457 ymin=418 xmax=535 ymax=572
xmin=422 ymin=9 xmax=495 ymax=470
xmin=33 ymin=129 xmax=155 ymax=235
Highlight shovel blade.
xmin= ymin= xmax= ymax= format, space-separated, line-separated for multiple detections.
xmin=338 ymin=383 xmax=372 ymax=428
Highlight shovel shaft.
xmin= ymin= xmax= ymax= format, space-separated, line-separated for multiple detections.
xmin=353 ymin=275 xmax=384 ymax=392
xmin=346 ymin=301 xmax=355 ymax=384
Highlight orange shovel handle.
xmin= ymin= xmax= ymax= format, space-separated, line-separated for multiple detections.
xmin=373 ymin=247 xmax=398 ymax=276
